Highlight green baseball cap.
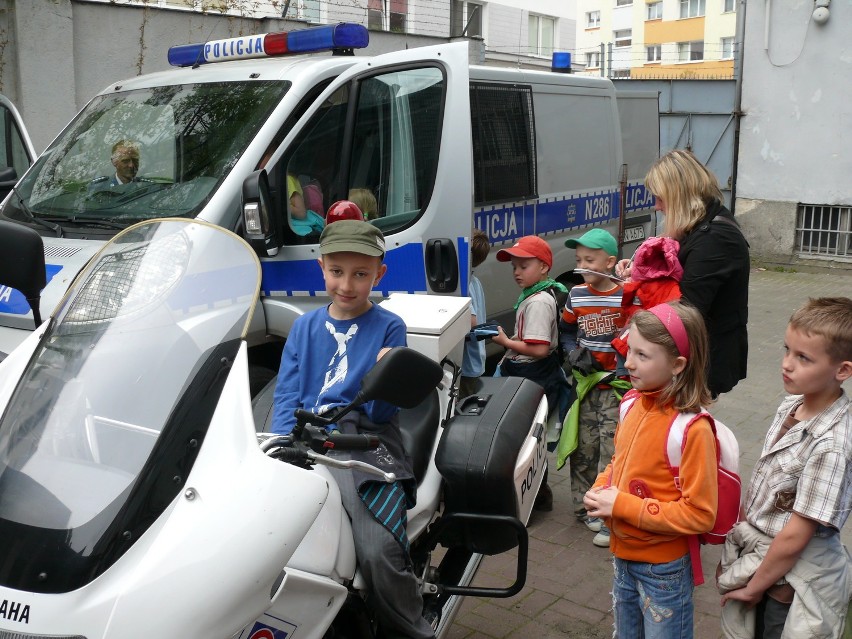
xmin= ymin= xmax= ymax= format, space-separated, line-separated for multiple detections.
xmin=319 ymin=219 xmax=385 ymax=257
xmin=564 ymin=228 xmax=618 ymax=257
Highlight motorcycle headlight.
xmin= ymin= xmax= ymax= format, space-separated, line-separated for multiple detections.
xmin=62 ymin=230 xmax=189 ymax=326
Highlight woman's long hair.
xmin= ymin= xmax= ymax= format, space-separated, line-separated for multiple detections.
xmin=645 ymin=149 xmax=724 ymax=240
xmin=630 ymin=301 xmax=712 ymax=412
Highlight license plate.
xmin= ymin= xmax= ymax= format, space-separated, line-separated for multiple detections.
xmin=623 ymin=225 xmax=645 ymax=242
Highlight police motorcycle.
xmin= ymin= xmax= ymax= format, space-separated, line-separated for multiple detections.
xmin=0 ymin=218 xmax=548 ymax=639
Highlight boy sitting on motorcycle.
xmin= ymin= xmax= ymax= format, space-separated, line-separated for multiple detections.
xmin=270 ymin=217 xmax=436 ymax=639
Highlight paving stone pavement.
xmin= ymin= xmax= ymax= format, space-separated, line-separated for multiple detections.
xmin=447 ymin=267 xmax=852 ymax=639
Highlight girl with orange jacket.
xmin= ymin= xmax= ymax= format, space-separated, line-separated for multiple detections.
xmin=583 ymin=301 xmax=718 ymax=639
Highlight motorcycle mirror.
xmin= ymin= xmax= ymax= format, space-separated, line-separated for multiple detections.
xmin=356 ymin=347 xmax=443 ymax=409
xmin=242 ymin=169 xmax=281 ymax=257
xmin=0 ymin=219 xmax=46 ymax=327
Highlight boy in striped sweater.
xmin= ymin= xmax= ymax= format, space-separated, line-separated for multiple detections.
xmin=561 ymin=228 xmax=628 ymax=547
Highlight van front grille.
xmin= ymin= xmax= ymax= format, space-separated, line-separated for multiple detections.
xmin=43 ymin=245 xmax=82 ymax=259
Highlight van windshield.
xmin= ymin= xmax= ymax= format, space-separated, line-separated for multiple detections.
xmin=5 ymin=81 xmax=289 ymax=234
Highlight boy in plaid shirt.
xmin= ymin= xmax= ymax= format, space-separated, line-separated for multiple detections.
xmin=717 ymin=297 xmax=852 ymax=639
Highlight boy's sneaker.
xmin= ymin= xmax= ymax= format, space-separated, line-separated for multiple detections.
xmin=592 ymin=525 xmax=611 ymax=548
xmin=582 ymin=517 xmax=603 ymax=532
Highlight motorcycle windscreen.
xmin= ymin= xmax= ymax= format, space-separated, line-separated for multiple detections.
xmin=0 ymin=220 xmax=260 ymax=593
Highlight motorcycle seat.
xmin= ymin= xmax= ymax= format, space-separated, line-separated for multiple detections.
xmin=398 ymin=389 xmax=440 ymax=485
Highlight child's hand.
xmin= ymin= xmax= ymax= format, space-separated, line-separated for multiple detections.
xmin=583 ymin=486 xmax=618 ymax=518
xmin=492 ymin=326 xmax=508 ymax=348
xmin=615 ymin=258 xmax=633 ymax=280
xmin=720 ymin=585 xmax=762 ymax=609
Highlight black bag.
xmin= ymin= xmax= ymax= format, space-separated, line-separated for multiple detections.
xmin=567 ymin=346 xmax=605 ymax=376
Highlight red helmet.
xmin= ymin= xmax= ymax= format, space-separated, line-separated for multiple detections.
xmin=325 ymin=200 xmax=365 ymax=224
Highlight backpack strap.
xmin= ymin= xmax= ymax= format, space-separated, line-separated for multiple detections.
xmin=665 ymin=410 xmax=718 ymax=588
xmin=546 ymin=286 xmax=569 ymax=363
xmin=665 ymin=410 xmax=718 ymax=490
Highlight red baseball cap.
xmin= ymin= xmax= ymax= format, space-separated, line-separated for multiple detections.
xmin=496 ymin=236 xmax=553 ymax=269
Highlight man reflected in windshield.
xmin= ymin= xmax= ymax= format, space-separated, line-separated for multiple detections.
xmin=87 ymin=140 xmax=141 ymax=194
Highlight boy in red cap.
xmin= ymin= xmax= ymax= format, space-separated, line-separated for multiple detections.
xmin=492 ymin=235 xmax=570 ymax=511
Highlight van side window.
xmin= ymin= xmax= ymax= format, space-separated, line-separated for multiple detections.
xmin=282 ymin=66 xmax=444 ymax=242
xmin=470 ymin=83 xmax=537 ymax=206
xmin=0 ymin=105 xmax=31 ymax=178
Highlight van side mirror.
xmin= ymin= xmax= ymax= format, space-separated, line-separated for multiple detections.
xmin=0 ymin=219 xmax=46 ymax=327
xmin=0 ymin=166 xmax=19 ymax=201
xmin=356 ymin=347 xmax=444 ymax=409
xmin=242 ymin=169 xmax=281 ymax=257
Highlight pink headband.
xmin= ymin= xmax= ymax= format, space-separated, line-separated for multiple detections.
xmin=647 ymin=304 xmax=690 ymax=359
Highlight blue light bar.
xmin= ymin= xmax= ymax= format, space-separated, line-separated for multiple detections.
xmin=551 ymin=51 xmax=572 ymax=74
xmin=167 ymin=22 xmax=369 ymax=67
xmin=289 ymin=23 xmax=369 ymax=53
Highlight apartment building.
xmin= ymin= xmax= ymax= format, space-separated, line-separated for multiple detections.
xmin=450 ymin=0 xmax=576 ymax=69
xmin=576 ymin=0 xmax=737 ymax=78
xmin=272 ymin=0 xmax=577 ymax=70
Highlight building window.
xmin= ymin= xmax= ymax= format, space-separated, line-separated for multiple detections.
xmin=797 ymin=204 xmax=852 ymax=257
xmin=528 ymin=14 xmax=555 ymax=57
xmin=646 ymin=45 xmax=662 ymax=62
xmin=647 ymin=2 xmax=663 ymax=19
xmin=678 ymin=40 xmax=704 ymax=61
xmin=368 ymin=0 xmax=408 ymax=33
xmin=614 ymin=29 xmax=632 ymax=48
xmin=679 ymin=0 xmax=705 ymax=18
xmin=283 ymin=0 xmax=320 ymax=22
xmin=721 ymin=37 xmax=735 ymax=59
xmin=451 ymin=1 xmax=483 ymax=38
xmin=616 ymin=0 xmax=633 ymax=6
xmin=586 ymin=10 xmax=601 ymax=28
xmin=612 ymin=69 xmax=631 ymax=78
xmin=585 ymin=51 xmax=602 ymax=68
xmin=723 ymin=0 xmax=736 ymax=12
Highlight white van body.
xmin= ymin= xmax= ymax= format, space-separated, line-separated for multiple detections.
xmin=0 ymin=29 xmax=657 ymax=371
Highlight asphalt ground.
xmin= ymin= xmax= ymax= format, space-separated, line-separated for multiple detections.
xmin=447 ymin=267 xmax=852 ymax=639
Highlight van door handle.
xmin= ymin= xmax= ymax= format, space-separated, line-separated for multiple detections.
xmin=425 ymin=238 xmax=458 ymax=293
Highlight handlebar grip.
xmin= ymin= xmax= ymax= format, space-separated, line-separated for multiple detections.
xmin=274 ymin=447 xmax=310 ymax=464
xmin=325 ymin=433 xmax=380 ymax=451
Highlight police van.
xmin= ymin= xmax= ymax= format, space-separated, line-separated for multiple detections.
xmin=0 ymin=23 xmax=657 ymax=382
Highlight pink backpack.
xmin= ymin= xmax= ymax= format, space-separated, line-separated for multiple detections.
xmin=619 ymin=389 xmax=741 ymax=584
xmin=302 ymin=182 xmax=324 ymax=217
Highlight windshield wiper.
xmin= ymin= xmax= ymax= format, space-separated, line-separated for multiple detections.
xmin=12 ymin=186 xmax=64 ymax=237
xmin=68 ymin=216 xmax=128 ymax=230
xmin=41 ymin=215 xmax=128 ymax=231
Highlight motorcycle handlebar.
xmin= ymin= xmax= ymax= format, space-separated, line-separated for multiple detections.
xmin=324 ymin=433 xmax=380 ymax=451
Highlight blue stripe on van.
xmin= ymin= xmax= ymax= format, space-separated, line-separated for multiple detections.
xmin=0 ymin=264 xmax=63 ymax=315
xmin=474 ymin=182 xmax=653 ymax=245
xmin=458 ymin=235 xmax=470 ymax=296
xmin=260 ymin=241 xmax=430 ymax=296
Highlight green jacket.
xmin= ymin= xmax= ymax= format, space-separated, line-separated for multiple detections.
xmin=555 ymin=370 xmax=631 ymax=470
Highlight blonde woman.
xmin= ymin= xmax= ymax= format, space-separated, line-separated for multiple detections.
xmin=619 ymin=149 xmax=750 ymax=397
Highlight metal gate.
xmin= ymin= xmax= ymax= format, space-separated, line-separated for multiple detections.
xmin=614 ymin=79 xmax=737 ymax=208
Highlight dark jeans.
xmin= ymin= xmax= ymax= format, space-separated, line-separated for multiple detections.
xmin=755 ymin=595 xmax=791 ymax=639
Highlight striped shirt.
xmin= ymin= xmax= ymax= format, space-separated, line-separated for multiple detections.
xmin=562 ymin=283 xmax=624 ymax=372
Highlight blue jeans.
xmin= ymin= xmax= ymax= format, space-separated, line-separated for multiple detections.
xmin=613 ymin=554 xmax=694 ymax=639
